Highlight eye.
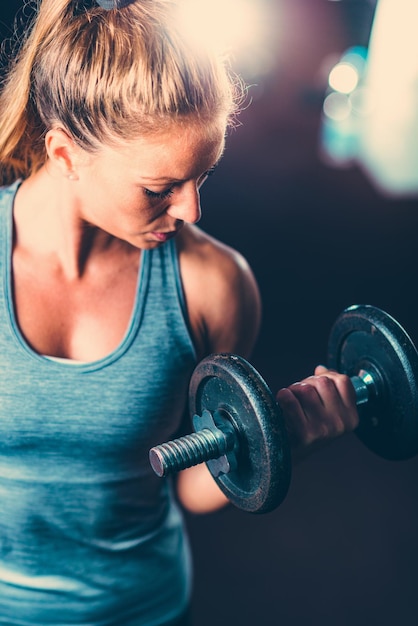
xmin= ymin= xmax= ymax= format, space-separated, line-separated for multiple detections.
xmin=206 ymin=165 xmax=217 ymax=177
xmin=144 ymin=187 xmax=174 ymax=200
xmin=198 ymin=166 xmax=217 ymax=187
xmin=204 ymin=165 xmax=217 ymax=179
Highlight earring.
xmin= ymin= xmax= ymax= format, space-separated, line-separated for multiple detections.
xmin=67 ymin=171 xmax=78 ymax=181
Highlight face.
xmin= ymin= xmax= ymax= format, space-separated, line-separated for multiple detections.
xmin=72 ymin=122 xmax=226 ymax=249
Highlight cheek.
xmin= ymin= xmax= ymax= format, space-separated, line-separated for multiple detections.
xmin=80 ymin=164 xmax=162 ymax=224
xmin=111 ymin=190 xmax=162 ymax=226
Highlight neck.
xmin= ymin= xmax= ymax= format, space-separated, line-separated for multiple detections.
xmin=13 ymin=167 xmax=133 ymax=280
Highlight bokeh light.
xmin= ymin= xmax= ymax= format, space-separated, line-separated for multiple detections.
xmin=328 ymin=62 xmax=359 ymax=94
xmin=175 ymin=0 xmax=274 ymax=79
xmin=323 ymin=92 xmax=352 ymax=122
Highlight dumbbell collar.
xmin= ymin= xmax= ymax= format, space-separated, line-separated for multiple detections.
xmin=193 ymin=409 xmax=238 ymax=477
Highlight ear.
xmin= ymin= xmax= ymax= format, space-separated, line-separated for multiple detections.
xmin=44 ymin=128 xmax=82 ymax=179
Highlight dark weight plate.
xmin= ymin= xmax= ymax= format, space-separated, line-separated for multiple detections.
xmin=189 ymin=353 xmax=291 ymax=514
xmin=328 ymin=304 xmax=418 ymax=460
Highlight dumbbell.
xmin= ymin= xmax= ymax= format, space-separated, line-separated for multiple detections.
xmin=149 ymin=305 xmax=418 ymax=514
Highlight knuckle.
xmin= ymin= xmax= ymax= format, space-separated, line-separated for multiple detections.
xmin=316 ymin=414 xmax=345 ymax=440
xmin=316 ymin=376 xmax=335 ymax=392
xmin=337 ymin=373 xmax=353 ymax=391
xmin=323 ymin=417 xmax=340 ymax=438
xmin=315 ymin=421 xmax=329 ymax=440
xmin=288 ymin=382 xmax=316 ymax=402
xmin=300 ymin=384 xmax=318 ymax=400
xmin=333 ymin=418 xmax=346 ymax=437
xmin=298 ymin=423 xmax=317 ymax=446
xmin=348 ymin=407 xmax=360 ymax=431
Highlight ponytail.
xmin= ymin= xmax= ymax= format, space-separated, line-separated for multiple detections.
xmin=0 ymin=0 xmax=241 ymax=186
xmin=0 ymin=1 xmax=76 ymax=184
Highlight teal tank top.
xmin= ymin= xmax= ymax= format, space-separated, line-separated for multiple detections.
xmin=0 ymin=181 xmax=197 ymax=625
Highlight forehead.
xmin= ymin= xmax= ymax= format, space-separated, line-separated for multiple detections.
xmin=98 ymin=121 xmax=226 ymax=178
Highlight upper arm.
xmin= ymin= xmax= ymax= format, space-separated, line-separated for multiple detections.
xmin=178 ymin=225 xmax=262 ymax=360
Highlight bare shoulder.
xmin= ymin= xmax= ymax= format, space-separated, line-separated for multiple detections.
xmin=176 ymin=224 xmax=261 ymax=359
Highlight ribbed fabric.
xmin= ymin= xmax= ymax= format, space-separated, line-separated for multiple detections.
xmin=0 ymin=181 xmax=197 ymax=625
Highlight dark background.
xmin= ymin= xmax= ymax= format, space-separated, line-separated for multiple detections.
xmin=2 ymin=2 xmax=418 ymax=624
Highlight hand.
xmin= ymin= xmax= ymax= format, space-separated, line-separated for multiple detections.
xmin=276 ymin=366 xmax=359 ymax=458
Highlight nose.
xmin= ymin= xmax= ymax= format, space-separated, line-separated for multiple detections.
xmin=166 ymin=182 xmax=201 ymax=224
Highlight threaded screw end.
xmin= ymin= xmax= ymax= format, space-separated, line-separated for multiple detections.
xmin=149 ymin=428 xmax=230 ymax=477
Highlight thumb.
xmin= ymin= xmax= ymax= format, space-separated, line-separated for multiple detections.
xmin=314 ymin=364 xmax=329 ymax=375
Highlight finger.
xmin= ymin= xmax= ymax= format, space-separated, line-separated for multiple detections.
xmin=328 ymin=373 xmax=357 ymax=413
xmin=278 ymin=383 xmax=341 ymax=445
xmin=290 ymin=379 xmax=341 ymax=421
xmin=276 ymin=387 xmax=315 ymax=447
xmin=288 ymin=378 xmax=353 ymax=438
xmin=310 ymin=371 xmax=358 ymax=416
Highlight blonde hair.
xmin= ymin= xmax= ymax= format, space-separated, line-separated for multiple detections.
xmin=0 ymin=0 xmax=242 ymax=185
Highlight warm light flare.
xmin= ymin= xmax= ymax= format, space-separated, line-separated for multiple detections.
xmin=175 ymin=0 xmax=273 ymax=78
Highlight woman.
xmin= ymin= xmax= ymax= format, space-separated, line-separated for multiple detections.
xmin=0 ymin=1 xmax=358 ymax=624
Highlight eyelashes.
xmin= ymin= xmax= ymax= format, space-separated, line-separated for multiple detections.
xmin=202 ymin=166 xmax=217 ymax=183
xmin=144 ymin=187 xmax=174 ymax=200
xmin=143 ymin=166 xmax=217 ymax=201
xmin=204 ymin=165 xmax=217 ymax=178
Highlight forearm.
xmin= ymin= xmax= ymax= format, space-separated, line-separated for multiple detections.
xmin=176 ymin=464 xmax=229 ymax=514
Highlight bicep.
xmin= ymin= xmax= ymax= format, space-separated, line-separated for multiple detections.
xmin=204 ymin=250 xmax=262 ymax=358
xmin=179 ymin=227 xmax=262 ymax=361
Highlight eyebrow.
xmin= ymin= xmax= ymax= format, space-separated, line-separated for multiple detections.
xmin=138 ymin=159 xmax=222 ymax=184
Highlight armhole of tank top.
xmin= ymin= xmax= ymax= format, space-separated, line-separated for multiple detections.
xmin=2 ymin=181 xmax=21 ymax=328
xmin=170 ymin=238 xmax=197 ymax=360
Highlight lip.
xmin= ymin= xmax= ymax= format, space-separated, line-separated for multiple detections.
xmin=150 ymin=230 xmax=178 ymax=242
